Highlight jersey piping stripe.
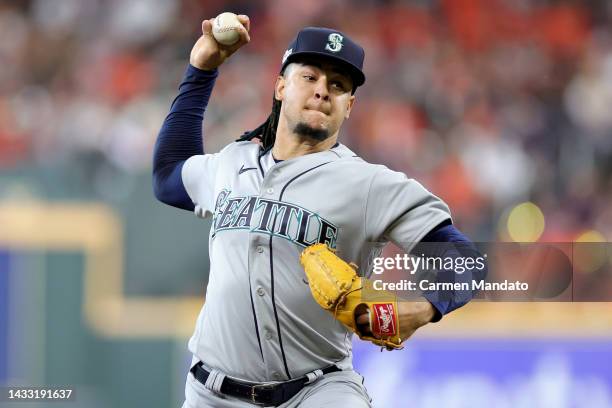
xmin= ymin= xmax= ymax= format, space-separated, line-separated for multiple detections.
xmin=267 ymin=234 xmax=290 ymax=378
xmin=269 ymin=161 xmax=333 ymax=379
xmin=257 ymin=150 xmax=265 ymax=178
xmin=249 ymin=282 xmax=265 ymax=360
xmin=329 ymin=148 xmax=341 ymax=158
xmin=251 ymin=148 xmax=265 ymax=359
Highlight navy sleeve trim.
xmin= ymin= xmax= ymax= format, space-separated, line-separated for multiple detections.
xmin=152 ymin=65 xmax=218 ymax=210
xmin=416 ymin=224 xmax=487 ymax=322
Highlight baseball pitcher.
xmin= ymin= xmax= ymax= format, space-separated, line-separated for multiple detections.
xmin=153 ymin=14 xmax=485 ymax=407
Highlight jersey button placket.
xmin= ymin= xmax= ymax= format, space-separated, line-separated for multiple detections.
xmin=256 ymin=287 xmax=265 ymax=296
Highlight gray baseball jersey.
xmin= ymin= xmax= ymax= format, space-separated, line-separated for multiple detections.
xmin=182 ymin=141 xmax=450 ymax=383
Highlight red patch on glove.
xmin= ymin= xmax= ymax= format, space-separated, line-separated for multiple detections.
xmin=371 ymin=303 xmax=397 ymax=337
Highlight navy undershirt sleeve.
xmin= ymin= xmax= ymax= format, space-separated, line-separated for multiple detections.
xmin=416 ymin=223 xmax=487 ymax=322
xmin=152 ymin=65 xmax=219 ymax=211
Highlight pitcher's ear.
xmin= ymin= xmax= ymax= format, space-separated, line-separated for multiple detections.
xmin=275 ymin=76 xmax=286 ymax=101
xmin=345 ymin=95 xmax=356 ymax=119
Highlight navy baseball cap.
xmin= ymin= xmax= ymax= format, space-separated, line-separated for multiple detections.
xmin=280 ymin=27 xmax=366 ymax=89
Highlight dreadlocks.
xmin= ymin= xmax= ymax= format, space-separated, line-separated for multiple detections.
xmin=236 ymin=97 xmax=282 ymax=151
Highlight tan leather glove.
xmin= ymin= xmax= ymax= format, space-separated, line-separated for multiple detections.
xmin=300 ymin=244 xmax=403 ymax=350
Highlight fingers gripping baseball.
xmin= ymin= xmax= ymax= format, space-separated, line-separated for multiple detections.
xmin=190 ymin=14 xmax=250 ymax=71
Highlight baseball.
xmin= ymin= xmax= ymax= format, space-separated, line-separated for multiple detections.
xmin=212 ymin=12 xmax=243 ymax=46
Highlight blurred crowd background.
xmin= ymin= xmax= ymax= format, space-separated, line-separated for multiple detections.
xmin=2 ymin=0 xmax=612 ymax=241
xmin=1 ymin=0 xmax=612 ymax=407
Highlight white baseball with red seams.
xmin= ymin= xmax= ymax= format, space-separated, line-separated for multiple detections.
xmin=212 ymin=12 xmax=242 ymax=46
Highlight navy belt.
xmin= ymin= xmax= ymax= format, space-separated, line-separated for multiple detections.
xmin=190 ymin=362 xmax=340 ymax=406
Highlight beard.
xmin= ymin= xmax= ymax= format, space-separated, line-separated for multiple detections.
xmin=293 ymin=122 xmax=330 ymax=141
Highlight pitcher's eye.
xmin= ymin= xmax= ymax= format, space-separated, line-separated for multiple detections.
xmin=331 ymin=81 xmax=346 ymax=91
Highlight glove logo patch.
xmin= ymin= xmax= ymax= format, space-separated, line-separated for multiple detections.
xmin=373 ymin=303 xmax=396 ymax=337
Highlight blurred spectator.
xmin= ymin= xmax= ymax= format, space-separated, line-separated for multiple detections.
xmin=0 ymin=0 xmax=610 ymax=241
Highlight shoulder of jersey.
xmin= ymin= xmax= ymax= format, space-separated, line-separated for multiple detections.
xmin=210 ymin=140 xmax=260 ymax=159
xmin=222 ymin=140 xmax=260 ymax=153
xmin=221 ymin=141 xmax=390 ymax=173
xmin=328 ymin=144 xmax=387 ymax=171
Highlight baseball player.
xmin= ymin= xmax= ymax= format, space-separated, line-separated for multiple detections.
xmin=153 ymin=15 xmax=484 ymax=407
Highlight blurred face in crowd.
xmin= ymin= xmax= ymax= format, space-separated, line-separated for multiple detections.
xmin=276 ymin=56 xmax=355 ymax=142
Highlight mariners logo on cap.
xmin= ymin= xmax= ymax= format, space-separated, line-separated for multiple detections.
xmin=325 ymin=33 xmax=343 ymax=53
